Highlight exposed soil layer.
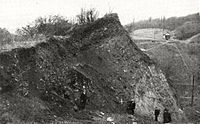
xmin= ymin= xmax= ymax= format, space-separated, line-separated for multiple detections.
xmin=0 ymin=14 xmax=185 ymax=123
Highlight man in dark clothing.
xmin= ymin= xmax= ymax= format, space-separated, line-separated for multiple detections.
xmin=154 ymin=107 xmax=160 ymax=121
xmin=79 ymin=92 xmax=87 ymax=110
xmin=163 ymin=108 xmax=172 ymax=123
xmin=126 ymin=100 xmax=136 ymax=115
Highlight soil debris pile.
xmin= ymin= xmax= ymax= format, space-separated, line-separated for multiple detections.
xmin=0 ymin=14 xmax=185 ymax=123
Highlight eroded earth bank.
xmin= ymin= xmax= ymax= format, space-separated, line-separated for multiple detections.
xmin=0 ymin=14 xmax=186 ymax=123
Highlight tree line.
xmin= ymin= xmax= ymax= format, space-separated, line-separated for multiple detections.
xmin=125 ymin=13 xmax=200 ymax=40
xmin=0 ymin=8 xmax=99 ymax=45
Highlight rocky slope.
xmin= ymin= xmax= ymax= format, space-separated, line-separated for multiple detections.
xmin=0 ymin=14 xmax=185 ymax=123
xmin=131 ymin=31 xmax=200 ymax=123
xmin=137 ymin=41 xmax=200 ymax=106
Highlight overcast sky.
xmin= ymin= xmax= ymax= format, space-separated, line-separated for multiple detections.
xmin=0 ymin=0 xmax=199 ymax=33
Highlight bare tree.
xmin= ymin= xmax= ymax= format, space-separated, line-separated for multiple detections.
xmin=76 ymin=8 xmax=99 ymax=24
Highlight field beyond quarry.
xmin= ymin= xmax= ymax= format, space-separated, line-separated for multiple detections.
xmin=130 ymin=28 xmax=171 ymax=41
xmin=130 ymin=28 xmax=200 ymax=123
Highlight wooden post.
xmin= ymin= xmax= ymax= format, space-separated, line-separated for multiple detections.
xmin=191 ymin=75 xmax=195 ymax=106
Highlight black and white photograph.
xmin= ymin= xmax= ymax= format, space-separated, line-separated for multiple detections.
xmin=0 ymin=0 xmax=200 ymax=123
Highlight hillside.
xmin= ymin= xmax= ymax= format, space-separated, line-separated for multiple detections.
xmin=125 ymin=13 xmax=200 ymax=31
xmin=174 ymin=21 xmax=200 ymax=40
xmin=130 ymin=28 xmax=200 ymax=123
xmin=125 ymin=13 xmax=200 ymax=41
xmin=188 ymin=33 xmax=200 ymax=44
xmin=0 ymin=14 xmax=186 ymax=123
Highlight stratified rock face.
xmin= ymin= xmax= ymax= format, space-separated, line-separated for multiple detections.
xmin=143 ymin=42 xmax=200 ymax=108
xmin=0 ymin=14 xmax=185 ymax=122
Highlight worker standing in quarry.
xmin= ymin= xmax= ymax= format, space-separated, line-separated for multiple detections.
xmin=126 ymin=99 xmax=136 ymax=115
xmin=163 ymin=108 xmax=172 ymax=123
xmin=79 ymin=86 xmax=88 ymax=110
xmin=154 ymin=107 xmax=160 ymax=121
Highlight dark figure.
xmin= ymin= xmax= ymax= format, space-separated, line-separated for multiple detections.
xmin=126 ymin=100 xmax=136 ymax=115
xmin=163 ymin=33 xmax=171 ymax=40
xmin=163 ymin=108 xmax=172 ymax=123
xmin=154 ymin=107 xmax=160 ymax=121
xmin=79 ymin=92 xmax=87 ymax=110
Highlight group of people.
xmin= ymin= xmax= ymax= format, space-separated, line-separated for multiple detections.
xmin=75 ymin=91 xmax=172 ymax=123
xmin=155 ymin=107 xmax=172 ymax=123
xmin=126 ymin=100 xmax=172 ymax=123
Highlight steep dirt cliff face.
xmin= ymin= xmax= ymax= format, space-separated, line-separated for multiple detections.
xmin=139 ymin=42 xmax=200 ymax=108
xmin=0 ymin=14 xmax=185 ymax=123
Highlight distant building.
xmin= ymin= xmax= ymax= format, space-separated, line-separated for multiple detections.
xmin=163 ymin=33 xmax=170 ymax=40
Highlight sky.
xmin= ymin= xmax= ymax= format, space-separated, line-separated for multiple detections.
xmin=0 ymin=0 xmax=199 ymax=33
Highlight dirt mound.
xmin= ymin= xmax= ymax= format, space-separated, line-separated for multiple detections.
xmin=0 ymin=14 xmax=185 ymax=123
